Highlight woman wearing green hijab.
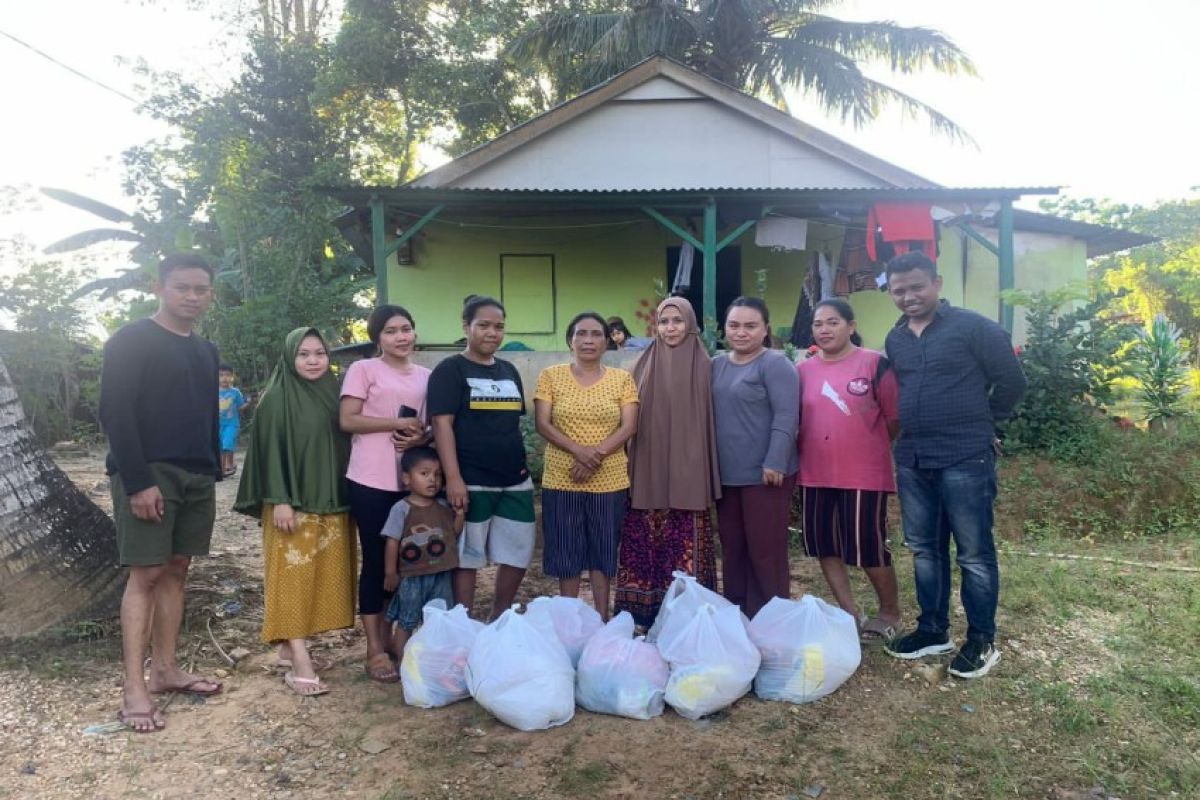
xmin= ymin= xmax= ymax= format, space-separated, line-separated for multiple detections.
xmin=235 ymin=328 xmax=355 ymax=695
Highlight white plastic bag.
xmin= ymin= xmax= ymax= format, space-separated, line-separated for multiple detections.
xmin=523 ymin=595 xmax=604 ymax=666
xmin=647 ymin=570 xmax=736 ymax=645
xmin=747 ymin=595 xmax=861 ymax=704
xmin=575 ymin=612 xmax=669 ymax=720
xmin=658 ymin=603 xmax=761 ymax=720
xmin=466 ymin=606 xmax=575 ymax=731
xmin=400 ymin=600 xmax=484 ymax=708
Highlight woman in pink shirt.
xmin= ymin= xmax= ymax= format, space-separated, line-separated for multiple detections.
xmin=339 ymin=305 xmax=431 ymax=682
xmin=797 ymin=298 xmax=902 ymax=644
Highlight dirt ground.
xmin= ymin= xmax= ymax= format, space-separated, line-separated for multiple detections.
xmin=0 ymin=450 xmax=1195 ymax=800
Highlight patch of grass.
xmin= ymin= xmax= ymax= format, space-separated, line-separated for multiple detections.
xmin=757 ymin=714 xmax=788 ymax=734
xmin=555 ymin=759 xmax=615 ymax=796
xmin=1028 ymin=680 xmax=1106 ymax=735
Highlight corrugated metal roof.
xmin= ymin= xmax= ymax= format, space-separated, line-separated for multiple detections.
xmin=320 ymin=186 xmax=1059 ymax=207
xmin=1011 ymin=210 xmax=1158 ymax=257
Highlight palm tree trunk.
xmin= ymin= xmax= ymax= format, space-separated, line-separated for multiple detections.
xmin=0 ymin=356 xmax=122 ymax=637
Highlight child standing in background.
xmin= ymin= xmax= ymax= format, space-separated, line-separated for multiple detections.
xmin=382 ymin=446 xmax=465 ymax=656
xmin=218 ymin=364 xmax=245 ymax=477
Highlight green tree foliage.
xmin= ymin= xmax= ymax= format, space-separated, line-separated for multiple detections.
xmin=1002 ymin=286 xmax=1133 ymax=459
xmin=328 ymin=0 xmax=607 ymax=156
xmin=0 ymin=254 xmax=99 ymax=445
xmin=116 ymin=36 xmax=377 ymax=385
xmin=1039 ymin=194 xmax=1200 ymax=364
xmin=507 ymin=0 xmax=977 ymax=140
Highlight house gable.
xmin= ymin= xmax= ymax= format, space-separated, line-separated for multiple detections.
xmin=410 ymin=57 xmax=934 ymax=192
xmin=451 ymin=90 xmax=892 ymax=191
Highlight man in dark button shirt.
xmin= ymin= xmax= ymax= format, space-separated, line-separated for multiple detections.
xmin=99 ymin=253 xmax=224 ymax=732
xmin=881 ymin=251 xmax=1026 ymax=680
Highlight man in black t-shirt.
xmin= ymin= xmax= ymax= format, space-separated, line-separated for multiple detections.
xmin=99 ymin=253 xmax=224 ymax=733
xmin=430 ymin=297 xmax=534 ymax=620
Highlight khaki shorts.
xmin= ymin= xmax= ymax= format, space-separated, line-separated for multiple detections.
xmin=111 ymin=462 xmax=216 ymax=566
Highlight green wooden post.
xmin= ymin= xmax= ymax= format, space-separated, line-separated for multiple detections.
xmin=954 ymin=221 xmax=1000 ymax=256
xmin=998 ymin=198 xmax=1015 ymax=332
xmin=702 ymin=197 xmax=718 ymax=340
xmin=370 ymin=196 xmax=388 ymax=304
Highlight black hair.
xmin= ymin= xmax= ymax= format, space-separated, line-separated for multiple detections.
xmin=725 ymin=296 xmax=772 ymax=347
xmin=813 ymin=298 xmax=863 ymax=347
xmin=366 ymin=304 xmax=415 ymax=346
xmin=399 ymin=446 xmax=439 ymax=473
xmin=157 ymin=252 xmax=213 ymax=281
xmin=565 ymin=311 xmax=611 ymax=346
xmin=219 ymin=363 xmax=234 ymax=373
xmin=463 ymin=295 xmax=505 ymax=324
xmin=885 ymin=251 xmax=938 ymax=280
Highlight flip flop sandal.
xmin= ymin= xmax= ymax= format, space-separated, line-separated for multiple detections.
xmin=860 ymin=616 xmax=898 ymax=645
xmin=274 ymin=655 xmax=333 ymax=673
xmin=365 ymin=653 xmax=399 ymax=684
xmin=284 ymin=671 xmax=330 ymax=696
xmin=117 ymin=708 xmax=165 ymax=733
xmin=153 ymin=678 xmax=223 ymax=696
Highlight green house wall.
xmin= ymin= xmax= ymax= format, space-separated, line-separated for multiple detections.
xmin=386 ymin=214 xmax=1085 ymax=351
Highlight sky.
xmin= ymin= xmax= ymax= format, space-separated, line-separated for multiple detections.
xmin=1 ymin=0 xmax=1198 ymax=279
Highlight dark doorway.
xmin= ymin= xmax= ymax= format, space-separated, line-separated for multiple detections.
xmin=665 ymin=246 xmax=742 ymax=335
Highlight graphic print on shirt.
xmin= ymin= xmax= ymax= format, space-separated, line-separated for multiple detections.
xmin=846 ymin=377 xmax=871 ymax=396
xmin=820 ymin=380 xmax=852 ymax=415
xmin=400 ymin=523 xmax=452 ymax=568
xmin=466 ymin=377 xmax=523 ymax=411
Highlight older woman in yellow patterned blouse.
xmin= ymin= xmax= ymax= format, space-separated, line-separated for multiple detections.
xmin=533 ymin=312 xmax=639 ymax=619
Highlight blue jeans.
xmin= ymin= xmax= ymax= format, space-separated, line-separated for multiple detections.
xmin=896 ymin=450 xmax=999 ymax=643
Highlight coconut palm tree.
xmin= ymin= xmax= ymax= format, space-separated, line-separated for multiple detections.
xmin=0 ymin=355 xmax=123 ymax=637
xmin=508 ymin=0 xmax=976 ymax=140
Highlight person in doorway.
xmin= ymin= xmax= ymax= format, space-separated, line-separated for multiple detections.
xmin=882 ymin=251 xmax=1026 ymax=679
xmin=217 ymin=364 xmax=245 ymax=477
xmin=428 ymin=296 xmax=534 ymax=621
xmin=534 ymin=312 xmax=639 ymax=619
xmin=614 ymin=298 xmax=721 ymax=627
xmin=99 ymin=252 xmax=224 ymax=733
xmin=339 ymin=305 xmax=431 ymax=683
xmin=712 ymin=297 xmax=799 ymax=618
xmin=234 ymin=328 xmax=356 ymax=696
xmin=797 ymin=298 xmax=902 ymax=643
xmin=606 ymin=316 xmax=631 ymax=350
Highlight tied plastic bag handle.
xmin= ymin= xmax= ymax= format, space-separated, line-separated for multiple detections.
xmin=487 ymin=603 xmax=523 ymax=632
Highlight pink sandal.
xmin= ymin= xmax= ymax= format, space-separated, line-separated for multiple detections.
xmin=284 ymin=671 xmax=330 ymax=696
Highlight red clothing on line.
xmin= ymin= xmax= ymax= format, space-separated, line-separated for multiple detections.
xmin=866 ymin=202 xmax=936 ymax=262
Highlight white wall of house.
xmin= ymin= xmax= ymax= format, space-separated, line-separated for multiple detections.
xmin=450 ymin=77 xmax=889 ymax=191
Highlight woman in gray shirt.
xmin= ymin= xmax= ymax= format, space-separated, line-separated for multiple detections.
xmin=711 ymin=296 xmax=800 ymax=617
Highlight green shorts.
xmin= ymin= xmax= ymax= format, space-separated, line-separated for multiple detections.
xmin=459 ymin=478 xmax=536 ymax=569
xmin=111 ymin=462 xmax=216 ymax=566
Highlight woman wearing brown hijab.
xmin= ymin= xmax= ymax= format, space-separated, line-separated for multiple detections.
xmin=613 ymin=298 xmax=722 ymax=626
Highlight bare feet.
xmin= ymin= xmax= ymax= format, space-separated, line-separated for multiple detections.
xmin=365 ymin=652 xmax=398 ymax=683
xmin=117 ymin=704 xmax=165 ymax=733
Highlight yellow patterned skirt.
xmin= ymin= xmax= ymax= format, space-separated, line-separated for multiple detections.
xmin=261 ymin=504 xmax=357 ymax=643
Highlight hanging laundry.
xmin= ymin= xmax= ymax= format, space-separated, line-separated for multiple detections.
xmin=755 ymin=217 xmax=809 ymax=251
xmin=866 ymin=202 xmax=936 ymax=263
xmin=672 ymin=242 xmax=695 ymax=293
xmin=817 ymin=252 xmax=836 ymax=301
xmin=789 ymin=252 xmax=820 ymax=347
xmin=835 ymin=226 xmax=877 ymax=295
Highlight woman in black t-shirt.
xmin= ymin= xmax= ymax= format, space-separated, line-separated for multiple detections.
xmin=428 ymin=296 xmax=534 ymax=621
